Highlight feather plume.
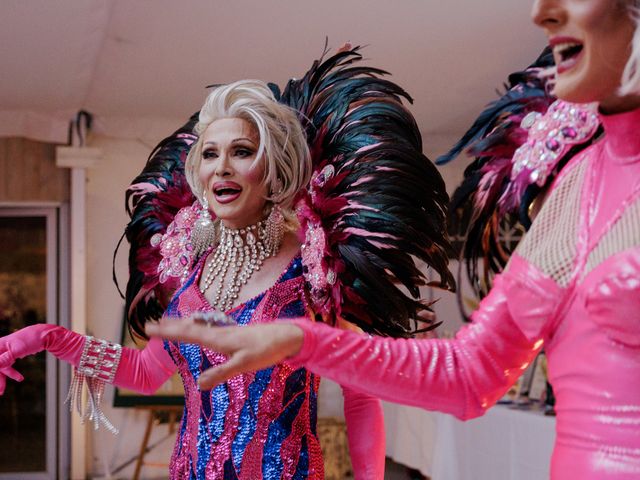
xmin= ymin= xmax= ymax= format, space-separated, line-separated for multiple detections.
xmin=122 ymin=114 xmax=198 ymax=338
xmin=120 ymin=46 xmax=456 ymax=339
xmin=282 ymin=45 xmax=455 ymax=337
xmin=440 ymin=48 xmax=600 ymax=308
xmin=439 ymin=51 xmax=555 ymax=303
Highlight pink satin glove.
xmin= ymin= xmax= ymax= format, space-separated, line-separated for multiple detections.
xmin=342 ymin=386 xmax=385 ymax=479
xmin=290 ymin=266 xmax=559 ymax=420
xmin=116 ymin=336 xmax=176 ymax=394
xmin=0 ymin=324 xmax=85 ymax=394
xmin=0 ymin=323 xmax=176 ymax=395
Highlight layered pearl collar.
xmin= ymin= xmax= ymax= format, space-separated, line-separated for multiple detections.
xmin=200 ymin=208 xmax=284 ymax=312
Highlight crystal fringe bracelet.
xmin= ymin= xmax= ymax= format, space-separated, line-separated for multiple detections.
xmin=65 ymin=336 xmax=122 ymax=434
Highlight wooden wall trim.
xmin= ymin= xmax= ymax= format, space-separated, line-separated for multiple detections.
xmin=0 ymin=137 xmax=70 ymax=202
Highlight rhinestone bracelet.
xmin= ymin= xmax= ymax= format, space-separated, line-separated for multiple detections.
xmin=66 ymin=336 xmax=123 ymax=434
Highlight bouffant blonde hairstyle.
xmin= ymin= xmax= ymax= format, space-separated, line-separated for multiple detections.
xmin=185 ymin=80 xmax=312 ymax=224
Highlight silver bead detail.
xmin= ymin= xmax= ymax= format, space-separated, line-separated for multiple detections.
xmin=200 ymin=205 xmax=285 ymax=311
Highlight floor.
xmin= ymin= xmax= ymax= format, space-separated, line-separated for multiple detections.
xmin=385 ymin=458 xmax=429 ymax=480
xmin=116 ymin=458 xmax=426 ymax=480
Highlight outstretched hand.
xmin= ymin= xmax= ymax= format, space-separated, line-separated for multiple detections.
xmin=145 ymin=318 xmax=305 ymax=390
xmin=0 ymin=331 xmax=30 ymax=395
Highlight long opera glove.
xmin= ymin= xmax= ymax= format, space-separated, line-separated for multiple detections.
xmin=115 ymin=335 xmax=177 ymax=394
xmin=342 ymin=386 xmax=386 ymax=479
xmin=0 ymin=324 xmax=176 ymax=396
xmin=0 ymin=324 xmax=85 ymax=394
xmin=289 ymin=256 xmax=561 ymax=420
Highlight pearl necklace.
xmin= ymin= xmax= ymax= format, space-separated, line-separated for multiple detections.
xmin=200 ymin=209 xmax=284 ymax=311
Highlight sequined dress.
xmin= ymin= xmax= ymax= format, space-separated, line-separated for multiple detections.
xmin=164 ymin=254 xmax=324 ymax=480
xmin=287 ymin=106 xmax=640 ymax=478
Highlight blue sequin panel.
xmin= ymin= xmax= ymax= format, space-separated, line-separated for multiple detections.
xmin=281 ymin=257 xmax=303 ymax=282
xmin=231 ymin=367 xmax=273 ymax=473
xmin=162 ymin=255 xmax=318 ymax=479
xmin=262 ymin=393 xmax=306 ymax=478
xmin=232 ymin=295 xmax=263 ymax=326
xmin=280 ymin=299 xmax=305 ymax=318
xmin=292 ymin=435 xmax=309 ymax=480
xmin=309 ymin=373 xmax=318 ymax=437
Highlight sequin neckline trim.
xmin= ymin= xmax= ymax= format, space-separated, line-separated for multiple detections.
xmin=193 ymin=250 xmax=302 ymax=315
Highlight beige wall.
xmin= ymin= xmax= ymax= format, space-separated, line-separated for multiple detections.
xmin=83 ymin=133 xmax=176 ymax=478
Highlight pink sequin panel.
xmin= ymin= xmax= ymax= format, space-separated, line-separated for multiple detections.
xmin=164 ymin=255 xmax=324 ymax=479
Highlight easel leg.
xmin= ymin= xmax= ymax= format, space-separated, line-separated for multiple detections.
xmin=133 ymin=409 xmax=155 ymax=480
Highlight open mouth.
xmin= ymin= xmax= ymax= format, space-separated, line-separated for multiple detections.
xmin=553 ymin=41 xmax=584 ymax=73
xmin=214 ymin=186 xmax=241 ymax=196
xmin=556 ymin=42 xmax=583 ymax=62
xmin=213 ymin=183 xmax=242 ymax=204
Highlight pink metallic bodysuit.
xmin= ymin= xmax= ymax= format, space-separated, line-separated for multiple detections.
xmin=288 ymin=107 xmax=640 ymax=479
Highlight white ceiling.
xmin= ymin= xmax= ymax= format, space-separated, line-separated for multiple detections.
xmin=0 ymin=0 xmax=546 ymax=146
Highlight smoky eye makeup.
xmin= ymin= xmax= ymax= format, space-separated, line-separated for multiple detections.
xmin=234 ymin=146 xmax=255 ymax=157
xmin=202 ymin=147 xmax=218 ymax=160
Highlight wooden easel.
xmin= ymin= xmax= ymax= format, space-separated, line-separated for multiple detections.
xmin=132 ymin=405 xmax=183 ymax=480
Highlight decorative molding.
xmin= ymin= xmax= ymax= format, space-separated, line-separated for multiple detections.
xmin=69 ymin=167 xmax=88 ymax=480
xmin=53 ymin=144 xmax=102 ymax=480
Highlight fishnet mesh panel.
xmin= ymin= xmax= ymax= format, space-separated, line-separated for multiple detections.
xmin=583 ymin=197 xmax=640 ymax=278
xmin=510 ymin=161 xmax=587 ymax=287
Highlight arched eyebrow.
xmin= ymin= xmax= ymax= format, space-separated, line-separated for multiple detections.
xmin=203 ymin=137 xmax=256 ymax=147
xmin=231 ymin=138 xmax=257 ymax=145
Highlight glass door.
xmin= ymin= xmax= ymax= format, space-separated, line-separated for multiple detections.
xmin=0 ymin=208 xmax=61 ymax=480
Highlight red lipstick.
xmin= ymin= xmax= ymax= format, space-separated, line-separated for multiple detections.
xmin=212 ymin=181 xmax=242 ymax=204
xmin=549 ymin=36 xmax=584 ymax=75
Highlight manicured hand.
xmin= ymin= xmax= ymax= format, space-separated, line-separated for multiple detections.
xmin=0 ymin=328 xmax=38 ymax=395
xmin=146 ymin=317 xmax=304 ymax=390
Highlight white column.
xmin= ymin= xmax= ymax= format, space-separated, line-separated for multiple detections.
xmin=56 ymin=146 xmax=102 ymax=480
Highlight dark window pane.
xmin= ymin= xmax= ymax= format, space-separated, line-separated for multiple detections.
xmin=0 ymin=216 xmax=47 ymax=472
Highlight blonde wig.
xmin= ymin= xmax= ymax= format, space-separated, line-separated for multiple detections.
xmin=185 ymin=80 xmax=312 ymax=226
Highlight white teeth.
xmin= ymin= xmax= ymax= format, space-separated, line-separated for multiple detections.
xmin=553 ymin=42 xmax=582 ymax=56
xmin=216 ymin=191 xmax=239 ymax=195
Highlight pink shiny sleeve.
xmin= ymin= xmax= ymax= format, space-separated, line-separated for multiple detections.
xmin=289 ymin=262 xmax=560 ymax=420
xmin=342 ymin=386 xmax=385 ymax=479
xmin=45 ymin=327 xmax=177 ymax=394
xmin=0 ymin=324 xmax=176 ymax=395
xmin=114 ymin=336 xmax=177 ymax=394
